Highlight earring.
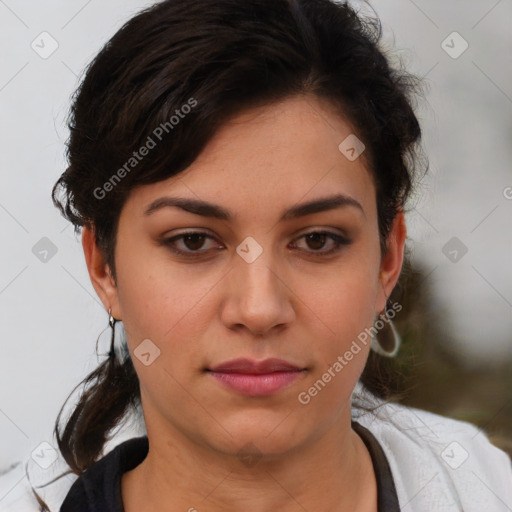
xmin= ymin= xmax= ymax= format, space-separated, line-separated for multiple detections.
xmin=370 ymin=307 xmax=402 ymax=358
xmin=108 ymin=307 xmax=117 ymax=360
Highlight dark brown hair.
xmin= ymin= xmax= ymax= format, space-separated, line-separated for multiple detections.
xmin=31 ymin=0 xmax=426 ymax=509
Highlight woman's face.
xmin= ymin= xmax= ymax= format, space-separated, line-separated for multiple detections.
xmin=85 ymin=94 xmax=406 ymax=458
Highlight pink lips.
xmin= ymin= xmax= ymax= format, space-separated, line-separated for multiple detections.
xmin=207 ymin=358 xmax=305 ymax=396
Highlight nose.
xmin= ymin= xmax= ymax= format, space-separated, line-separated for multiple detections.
xmin=220 ymin=254 xmax=296 ymax=337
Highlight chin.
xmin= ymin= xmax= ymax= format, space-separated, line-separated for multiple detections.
xmin=207 ymin=410 xmax=311 ymax=459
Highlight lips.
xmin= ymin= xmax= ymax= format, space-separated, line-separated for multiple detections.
xmin=207 ymin=358 xmax=306 ymax=396
xmin=208 ymin=357 xmax=303 ymax=374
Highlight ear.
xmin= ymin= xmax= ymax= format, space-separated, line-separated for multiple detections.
xmin=82 ymin=225 xmax=121 ymax=319
xmin=375 ymin=210 xmax=407 ymax=314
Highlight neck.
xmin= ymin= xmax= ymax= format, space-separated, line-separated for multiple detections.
xmin=122 ymin=411 xmax=377 ymax=512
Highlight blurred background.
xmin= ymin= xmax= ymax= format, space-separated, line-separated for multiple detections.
xmin=371 ymin=0 xmax=512 ymax=457
xmin=1 ymin=0 xmax=511 ymax=473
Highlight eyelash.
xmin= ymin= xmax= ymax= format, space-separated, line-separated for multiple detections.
xmin=161 ymin=230 xmax=351 ymax=258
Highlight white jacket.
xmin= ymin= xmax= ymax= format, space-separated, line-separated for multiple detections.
xmin=1 ymin=384 xmax=511 ymax=511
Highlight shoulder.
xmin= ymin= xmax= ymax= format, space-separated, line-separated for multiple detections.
xmin=0 ymin=430 xmax=142 ymax=512
xmin=0 ymin=455 xmax=78 ymax=512
xmin=352 ymin=384 xmax=512 ymax=512
xmin=0 ymin=415 xmax=147 ymax=511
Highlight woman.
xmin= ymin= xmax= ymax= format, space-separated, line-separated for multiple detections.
xmin=1 ymin=0 xmax=511 ymax=511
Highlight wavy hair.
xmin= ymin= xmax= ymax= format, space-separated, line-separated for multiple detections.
xmin=30 ymin=0 xmax=426 ymax=509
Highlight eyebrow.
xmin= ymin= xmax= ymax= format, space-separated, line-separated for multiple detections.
xmin=144 ymin=193 xmax=365 ymax=221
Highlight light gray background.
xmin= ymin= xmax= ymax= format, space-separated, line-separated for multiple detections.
xmin=1 ymin=0 xmax=511 ymax=469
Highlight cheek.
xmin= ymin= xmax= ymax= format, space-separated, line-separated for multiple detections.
xmin=114 ymin=223 xmax=381 ymax=370
xmin=299 ymin=253 xmax=380 ymax=346
xmin=114 ymin=246 xmax=224 ymax=363
xmin=293 ymin=266 xmax=378 ymax=414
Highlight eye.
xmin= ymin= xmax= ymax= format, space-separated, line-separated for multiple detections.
xmin=291 ymin=231 xmax=351 ymax=256
xmin=160 ymin=229 xmax=351 ymax=259
xmin=161 ymin=231 xmax=221 ymax=257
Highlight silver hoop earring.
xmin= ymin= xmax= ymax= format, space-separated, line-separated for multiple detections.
xmin=370 ymin=308 xmax=402 ymax=358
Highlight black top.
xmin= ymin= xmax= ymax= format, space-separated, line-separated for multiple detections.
xmin=60 ymin=421 xmax=400 ymax=511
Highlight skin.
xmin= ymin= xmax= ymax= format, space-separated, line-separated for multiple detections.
xmin=83 ymin=94 xmax=406 ymax=512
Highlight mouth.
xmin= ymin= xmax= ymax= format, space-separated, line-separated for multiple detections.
xmin=205 ymin=358 xmax=307 ymax=396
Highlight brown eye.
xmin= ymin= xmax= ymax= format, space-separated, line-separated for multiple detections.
xmin=292 ymin=231 xmax=351 ymax=256
xmin=161 ymin=230 xmax=350 ymax=259
xmin=161 ymin=231 xmax=221 ymax=257
xmin=305 ymin=232 xmax=328 ymax=250
xmin=182 ymin=233 xmax=207 ymax=251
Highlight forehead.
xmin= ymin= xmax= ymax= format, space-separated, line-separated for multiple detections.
xmin=123 ymin=95 xmax=376 ymax=223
